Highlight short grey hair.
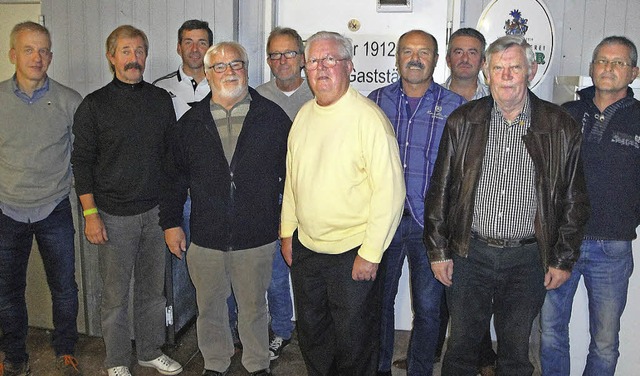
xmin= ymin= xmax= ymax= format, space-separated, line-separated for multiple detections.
xmin=204 ymin=41 xmax=249 ymax=69
xmin=267 ymin=27 xmax=304 ymax=54
xmin=304 ymin=31 xmax=353 ymax=60
xmin=10 ymin=21 xmax=51 ymax=49
xmin=484 ymin=35 xmax=536 ymax=76
xmin=592 ymin=36 xmax=638 ymax=67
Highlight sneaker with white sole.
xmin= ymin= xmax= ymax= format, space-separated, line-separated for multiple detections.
xmin=269 ymin=336 xmax=291 ymax=360
xmin=138 ymin=354 xmax=183 ymax=375
xmin=107 ymin=366 xmax=131 ymax=376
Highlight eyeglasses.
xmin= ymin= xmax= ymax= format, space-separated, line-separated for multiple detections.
xmin=207 ymin=60 xmax=246 ymax=73
xmin=268 ymin=50 xmax=299 ymax=60
xmin=305 ymin=56 xmax=346 ymax=70
xmin=592 ymin=59 xmax=633 ymax=68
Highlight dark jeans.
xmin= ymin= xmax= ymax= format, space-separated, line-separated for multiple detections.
xmin=0 ymin=198 xmax=79 ymax=363
xmin=291 ymin=233 xmax=383 ymax=376
xmin=437 ymin=293 xmax=497 ymax=367
xmin=378 ymin=215 xmax=443 ymax=375
xmin=442 ymin=238 xmax=546 ymax=376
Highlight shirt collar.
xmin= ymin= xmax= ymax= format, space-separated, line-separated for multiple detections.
xmin=443 ymin=75 xmax=489 ymax=100
xmin=493 ymin=92 xmax=532 ymax=127
xmin=399 ymin=80 xmax=435 ymax=99
xmin=210 ymin=91 xmax=252 ymax=113
xmin=12 ymin=74 xmax=50 ymax=104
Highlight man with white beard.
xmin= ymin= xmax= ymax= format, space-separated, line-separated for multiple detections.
xmin=159 ymin=41 xmax=291 ymax=376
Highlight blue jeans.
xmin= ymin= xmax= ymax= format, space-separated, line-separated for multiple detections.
xmin=0 ymin=198 xmax=78 ymax=363
xmin=540 ymin=240 xmax=633 ymax=376
xmin=182 ymin=195 xmax=191 ymax=245
xmin=443 ymin=238 xmax=546 ymax=376
xmin=378 ymin=215 xmax=443 ymax=375
xmin=268 ymin=240 xmax=294 ymax=339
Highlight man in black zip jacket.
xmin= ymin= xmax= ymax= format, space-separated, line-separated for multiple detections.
xmin=159 ymin=41 xmax=291 ymax=376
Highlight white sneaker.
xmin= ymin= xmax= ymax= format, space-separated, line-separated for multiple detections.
xmin=107 ymin=366 xmax=132 ymax=376
xmin=138 ymin=354 xmax=183 ymax=375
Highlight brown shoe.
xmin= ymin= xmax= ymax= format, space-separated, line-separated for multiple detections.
xmin=478 ymin=364 xmax=496 ymax=376
xmin=57 ymin=355 xmax=82 ymax=376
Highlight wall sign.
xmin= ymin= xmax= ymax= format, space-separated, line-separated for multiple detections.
xmin=348 ymin=34 xmax=401 ymax=93
xmin=476 ymin=0 xmax=555 ymax=89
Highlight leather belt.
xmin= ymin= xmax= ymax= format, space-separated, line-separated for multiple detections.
xmin=471 ymin=232 xmax=537 ymax=248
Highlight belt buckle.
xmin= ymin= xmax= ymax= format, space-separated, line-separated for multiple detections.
xmin=486 ymin=237 xmax=506 ymax=248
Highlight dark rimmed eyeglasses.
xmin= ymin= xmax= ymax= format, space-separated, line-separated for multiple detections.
xmin=268 ymin=50 xmax=299 ymax=60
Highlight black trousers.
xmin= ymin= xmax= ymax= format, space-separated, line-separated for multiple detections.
xmin=442 ymin=239 xmax=546 ymax=376
xmin=291 ymin=232 xmax=383 ymax=376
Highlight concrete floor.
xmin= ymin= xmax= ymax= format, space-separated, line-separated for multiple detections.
xmin=9 ymin=324 xmax=542 ymax=375
xmin=10 ymin=326 xmax=412 ymax=376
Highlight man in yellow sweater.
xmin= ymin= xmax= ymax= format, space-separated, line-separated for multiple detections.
xmin=280 ymin=31 xmax=406 ymax=376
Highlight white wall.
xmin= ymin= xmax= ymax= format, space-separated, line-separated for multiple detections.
xmin=0 ymin=3 xmax=40 ymax=80
xmin=41 ymin=0 xmax=237 ymax=97
xmin=276 ymin=0 xmax=450 ymax=94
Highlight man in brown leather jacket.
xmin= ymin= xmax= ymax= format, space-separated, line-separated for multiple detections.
xmin=424 ymin=35 xmax=590 ymax=376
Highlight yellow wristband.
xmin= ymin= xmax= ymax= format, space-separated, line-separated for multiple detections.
xmin=83 ymin=208 xmax=98 ymax=217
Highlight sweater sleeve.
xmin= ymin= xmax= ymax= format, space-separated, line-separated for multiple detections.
xmin=71 ymin=96 xmax=98 ymax=196
xmin=357 ymin=113 xmax=406 ymax=263
xmin=158 ymin=112 xmax=192 ymax=230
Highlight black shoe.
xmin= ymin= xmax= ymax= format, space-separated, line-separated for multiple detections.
xmin=249 ymin=369 xmax=272 ymax=376
xmin=202 ymin=369 xmax=229 ymax=376
xmin=269 ymin=336 xmax=291 ymax=360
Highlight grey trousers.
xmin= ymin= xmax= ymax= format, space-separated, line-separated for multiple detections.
xmin=98 ymin=206 xmax=166 ymax=368
xmin=187 ymin=242 xmax=274 ymax=373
